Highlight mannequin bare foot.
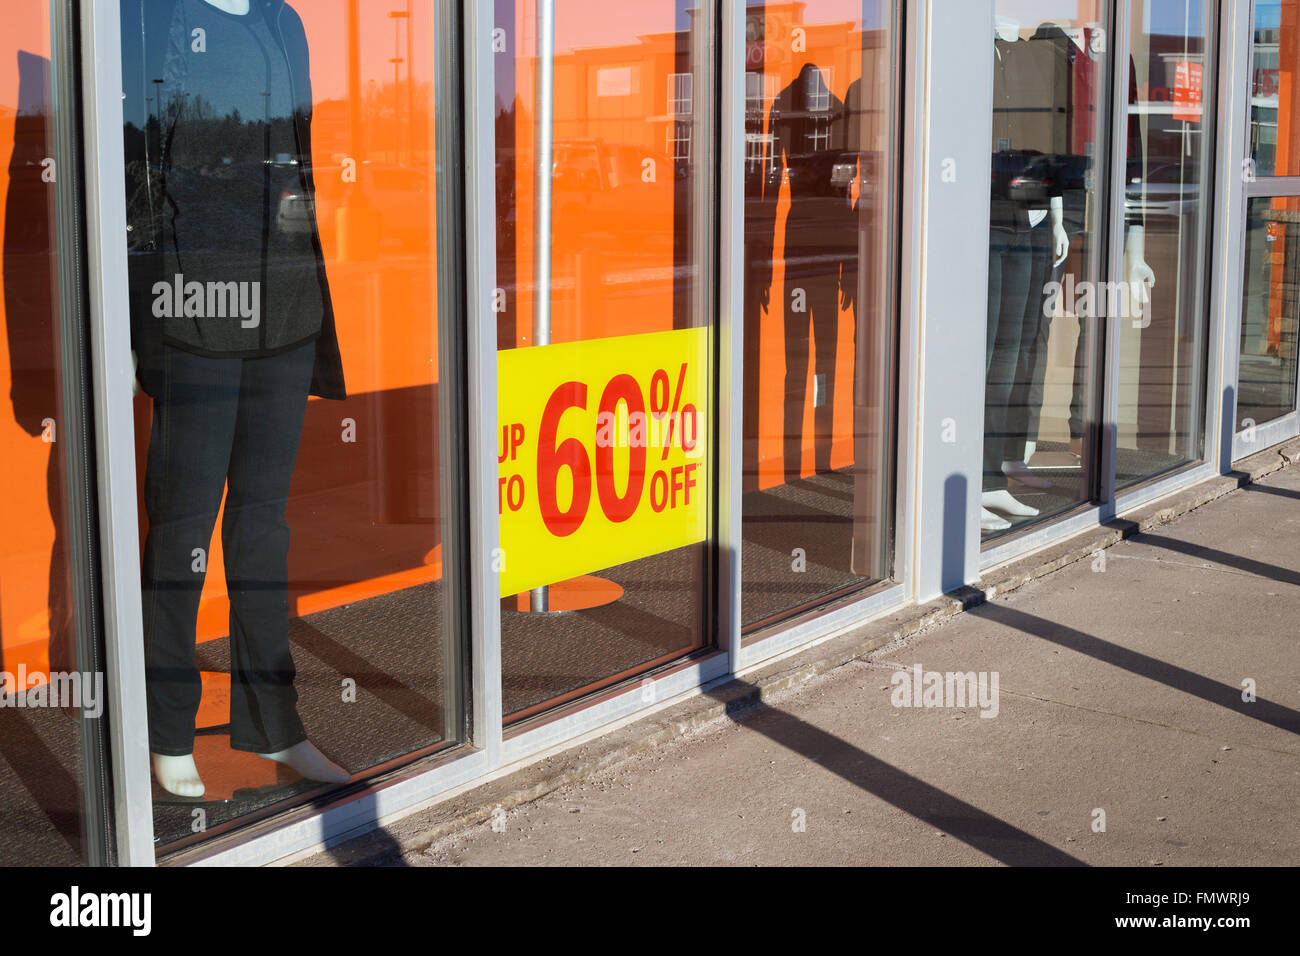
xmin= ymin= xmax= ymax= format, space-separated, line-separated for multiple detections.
xmin=982 ymin=488 xmax=1039 ymax=517
xmin=259 ymin=741 xmax=351 ymax=784
xmin=981 ymin=507 xmax=1011 ymax=532
xmin=152 ymin=753 xmax=205 ymax=798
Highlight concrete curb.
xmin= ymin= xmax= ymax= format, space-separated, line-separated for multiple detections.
xmin=300 ymin=437 xmax=1300 ymax=866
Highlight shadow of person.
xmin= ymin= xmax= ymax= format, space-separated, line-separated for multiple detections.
xmin=0 ymin=47 xmax=86 ymax=863
xmin=759 ymin=63 xmax=854 ymax=484
xmin=3 ymin=49 xmax=75 ymax=679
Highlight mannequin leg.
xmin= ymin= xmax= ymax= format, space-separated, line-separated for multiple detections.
xmin=142 ymin=346 xmax=243 ymax=796
xmin=222 ymin=341 xmax=348 ymax=783
xmin=1022 ymin=256 xmax=1065 ymax=460
xmin=1003 ymin=224 xmax=1055 ymax=490
xmin=983 ymin=228 xmax=1035 ymax=509
xmin=222 ymin=341 xmax=310 ymax=754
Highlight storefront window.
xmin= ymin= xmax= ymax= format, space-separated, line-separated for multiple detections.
xmin=494 ymin=1 xmax=714 ymax=721
xmin=0 ymin=1 xmax=100 ymax=865
xmin=1115 ymin=0 xmax=1214 ymax=489
xmin=981 ymin=1 xmax=1109 ymax=540
xmin=121 ymin=0 xmax=461 ymax=852
xmin=1239 ymin=196 xmax=1300 ymax=429
xmin=740 ymin=0 xmax=899 ymax=627
xmin=1251 ymin=1 xmax=1287 ymax=178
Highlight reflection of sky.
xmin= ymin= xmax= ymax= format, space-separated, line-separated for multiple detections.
xmin=1255 ymin=1 xmax=1282 ymax=29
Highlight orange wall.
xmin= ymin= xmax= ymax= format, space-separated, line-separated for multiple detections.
xmin=0 ymin=3 xmax=68 ymax=677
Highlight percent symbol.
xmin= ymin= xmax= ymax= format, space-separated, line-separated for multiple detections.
xmin=650 ymin=363 xmax=689 ymax=461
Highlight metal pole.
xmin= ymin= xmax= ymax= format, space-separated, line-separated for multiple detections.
xmin=530 ymin=0 xmax=555 ymax=613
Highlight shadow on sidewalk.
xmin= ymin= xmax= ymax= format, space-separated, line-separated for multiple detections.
xmin=1132 ymin=529 xmax=1300 ymax=588
xmin=1239 ymin=482 xmax=1300 ymax=503
xmin=706 ymin=681 xmax=1088 ymax=866
xmin=972 ymin=602 xmax=1300 ymax=735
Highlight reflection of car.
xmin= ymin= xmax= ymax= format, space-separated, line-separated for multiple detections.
xmin=278 ymin=163 xmax=432 ymax=251
xmin=778 ymin=149 xmax=840 ymax=197
xmin=830 ymin=150 xmax=884 ymax=207
xmin=990 ymin=148 xmax=1044 ymax=201
xmin=1125 ymin=161 xmax=1201 ymax=221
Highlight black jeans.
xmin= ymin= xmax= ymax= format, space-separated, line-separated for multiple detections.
xmin=985 ymin=221 xmax=1052 ymax=491
xmin=141 ymin=340 xmax=315 ymax=756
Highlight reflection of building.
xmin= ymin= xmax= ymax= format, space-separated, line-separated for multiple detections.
xmin=548 ymin=23 xmax=695 ymax=171
xmin=1253 ymin=23 xmax=1280 ymax=168
xmin=743 ymin=4 xmax=891 ymax=184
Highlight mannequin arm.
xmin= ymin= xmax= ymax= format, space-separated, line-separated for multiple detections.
xmin=1125 ymin=224 xmax=1156 ymax=326
xmin=1050 ymin=197 xmax=1069 ymax=266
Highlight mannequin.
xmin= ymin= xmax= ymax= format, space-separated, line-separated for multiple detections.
xmin=128 ymin=0 xmax=349 ymax=798
xmin=1000 ymin=194 xmax=1069 ymax=492
xmin=981 ymin=16 xmax=1156 ymax=532
xmin=984 ymin=17 xmax=1052 ymax=526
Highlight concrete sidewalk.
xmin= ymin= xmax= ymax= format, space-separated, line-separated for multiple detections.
xmin=303 ymin=453 xmax=1300 ymax=866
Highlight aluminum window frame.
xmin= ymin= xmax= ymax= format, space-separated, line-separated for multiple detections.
xmin=974 ymin=0 xmax=1239 ymax=571
xmin=82 ymin=0 xmax=483 ymax=866
xmin=735 ymin=0 xmax=914 ymax=647
xmin=1231 ymin=0 xmax=1300 ymax=460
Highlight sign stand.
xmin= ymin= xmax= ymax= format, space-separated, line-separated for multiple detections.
xmin=522 ymin=0 xmax=619 ymax=615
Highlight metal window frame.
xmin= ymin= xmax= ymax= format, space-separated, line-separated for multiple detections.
xmin=1231 ymin=0 xmax=1300 ymax=460
xmin=910 ymin=0 xmax=996 ymax=601
xmin=80 ymin=0 xmax=490 ymax=867
xmin=737 ymin=0 xmax=917 ymax=652
xmin=1111 ymin=0 xmax=1227 ymax=504
xmin=975 ymin=0 xmax=1241 ymax=573
xmin=80 ymin=0 xmax=154 ymax=866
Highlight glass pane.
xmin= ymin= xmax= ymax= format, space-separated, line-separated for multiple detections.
xmin=739 ymin=0 xmax=899 ymax=628
xmin=981 ymin=1 xmax=1109 ymax=541
xmin=121 ymin=0 xmax=457 ymax=850
xmin=494 ymin=1 xmax=713 ymax=722
xmin=1238 ymin=196 xmax=1300 ymax=428
xmin=1115 ymin=0 xmax=1213 ymax=489
xmin=1251 ymin=0 xmax=1284 ymax=177
xmin=0 ymin=2 xmax=91 ymax=864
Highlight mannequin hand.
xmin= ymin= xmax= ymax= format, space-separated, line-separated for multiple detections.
xmin=1129 ymin=259 xmax=1155 ymax=303
xmin=1128 ymin=259 xmax=1156 ymax=327
xmin=1052 ymin=223 xmax=1070 ymax=267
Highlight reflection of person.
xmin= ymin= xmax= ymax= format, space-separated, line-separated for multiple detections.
xmin=4 ymin=51 xmax=75 ymax=678
xmin=125 ymin=0 xmax=348 ymax=798
xmin=757 ymin=63 xmax=855 ymax=483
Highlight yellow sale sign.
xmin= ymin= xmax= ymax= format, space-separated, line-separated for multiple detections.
xmin=497 ymin=328 xmax=710 ymax=597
